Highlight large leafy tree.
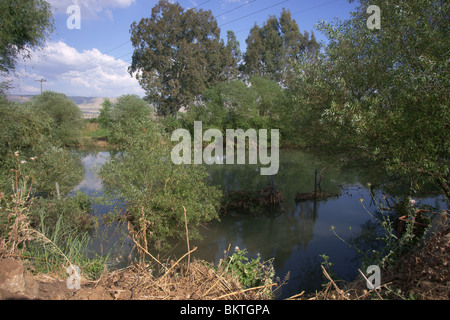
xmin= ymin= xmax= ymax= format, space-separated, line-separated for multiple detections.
xmin=290 ymin=0 xmax=449 ymax=197
xmin=181 ymin=76 xmax=286 ymax=134
xmin=129 ymin=0 xmax=236 ymax=116
xmin=0 ymin=0 xmax=54 ymax=94
xmin=242 ymin=8 xmax=319 ymax=83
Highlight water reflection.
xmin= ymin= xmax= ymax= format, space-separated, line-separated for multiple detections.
xmin=72 ymin=151 xmax=109 ymax=196
xmin=70 ymin=151 xmax=133 ymax=264
xmin=72 ymin=149 xmax=447 ymax=299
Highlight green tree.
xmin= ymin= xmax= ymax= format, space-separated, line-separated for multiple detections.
xmin=97 ymin=98 xmax=112 ymax=129
xmin=100 ymin=118 xmax=222 ymax=251
xmin=106 ymin=94 xmax=153 ymax=146
xmin=224 ymin=30 xmax=242 ymax=81
xmin=243 ymin=8 xmax=319 ymax=83
xmin=290 ymin=0 xmax=449 ymax=197
xmin=129 ymin=0 xmax=235 ymax=116
xmin=181 ymin=77 xmax=285 ymax=134
xmin=0 ymin=97 xmax=83 ymax=197
xmin=28 ymin=91 xmax=83 ymax=147
xmin=0 ymin=0 xmax=54 ymax=95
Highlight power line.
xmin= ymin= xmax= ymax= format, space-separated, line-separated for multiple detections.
xmin=54 ymin=51 xmax=134 ymax=80
xmin=232 ymin=0 xmax=340 ymax=34
xmin=216 ymin=0 xmax=257 ymax=18
xmin=42 ymin=0 xmax=258 ymax=81
xmin=219 ymin=0 xmax=290 ymax=27
xmin=50 ymin=40 xmax=132 ymax=78
xmin=290 ymin=0 xmax=339 ymax=17
xmin=192 ymin=0 xmax=211 ymax=9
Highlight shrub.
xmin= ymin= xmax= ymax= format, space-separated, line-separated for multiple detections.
xmin=31 ymin=144 xmax=84 ymax=197
xmin=216 ymin=247 xmax=275 ymax=297
xmin=29 ymin=191 xmax=96 ymax=237
xmin=105 ymin=95 xmax=153 ymax=146
xmin=100 ymin=118 xmax=222 ymax=251
xmin=28 ymin=91 xmax=82 ymax=147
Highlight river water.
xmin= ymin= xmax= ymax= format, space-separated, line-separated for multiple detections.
xmin=71 ymin=149 xmax=446 ymax=299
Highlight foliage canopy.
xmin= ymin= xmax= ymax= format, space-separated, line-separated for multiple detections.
xmin=288 ymin=0 xmax=449 ymax=197
xmin=0 ymin=0 xmax=54 ymax=95
xmin=129 ymin=0 xmax=237 ymax=116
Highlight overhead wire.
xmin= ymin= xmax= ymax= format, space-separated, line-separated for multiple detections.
xmin=43 ymin=0 xmax=255 ymax=79
xmin=27 ymin=0 xmax=341 ymax=89
xmin=219 ymin=0 xmax=290 ymax=27
xmin=232 ymin=0 xmax=341 ymax=34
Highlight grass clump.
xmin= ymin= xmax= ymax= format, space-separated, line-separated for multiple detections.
xmin=0 ymin=151 xmax=108 ymax=281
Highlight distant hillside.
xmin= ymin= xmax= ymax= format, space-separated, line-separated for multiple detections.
xmin=7 ymin=95 xmax=118 ymax=117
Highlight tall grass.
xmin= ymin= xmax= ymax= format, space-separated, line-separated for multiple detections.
xmin=25 ymin=211 xmax=109 ymax=280
xmin=1 ymin=151 xmax=109 ymax=281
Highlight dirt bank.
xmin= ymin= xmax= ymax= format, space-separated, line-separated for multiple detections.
xmin=1 ymin=226 xmax=448 ymax=300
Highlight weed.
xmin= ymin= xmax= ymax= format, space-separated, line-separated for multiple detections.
xmin=216 ymin=246 xmax=275 ymax=298
xmin=331 ymin=194 xmax=442 ymax=271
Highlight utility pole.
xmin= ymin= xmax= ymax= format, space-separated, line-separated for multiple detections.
xmin=35 ymin=78 xmax=46 ymax=94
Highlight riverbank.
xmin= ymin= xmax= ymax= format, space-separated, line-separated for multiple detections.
xmin=1 ymin=222 xmax=448 ymax=300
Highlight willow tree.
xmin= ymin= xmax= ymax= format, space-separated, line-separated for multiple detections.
xmin=290 ymin=0 xmax=449 ymax=197
xmin=129 ymin=0 xmax=236 ymax=116
xmin=0 ymin=0 xmax=54 ymax=95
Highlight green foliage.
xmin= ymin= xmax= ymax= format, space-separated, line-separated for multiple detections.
xmin=243 ymin=8 xmax=319 ymax=83
xmin=331 ymin=195 xmax=438 ymax=271
xmin=289 ymin=0 xmax=449 ymax=197
xmin=0 ymin=0 xmax=54 ymax=82
xmin=180 ymin=77 xmax=285 ymax=135
xmin=319 ymin=253 xmax=337 ymax=281
xmin=100 ymin=118 xmax=222 ymax=251
xmin=24 ymin=212 xmax=106 ymax=280
xmin=0 ymin=96 xmax=84 ymax=197
xmin=97 ymin=98 xmax=113 ymax=129
xmin=109 ymin=95 xmax=152 ymax=124
xmin=217 ymin=247 xmax=275 ymax=294
xmin=0 ymin=153 xmax=35 ymax=252
xmin=129 ymin=0 xmax=236 ymax=116
xmin=0 ymin=98 xmax=51 ymax=162
xmin=27 ymin=91 xmax=83 ymax=147
xmin=224 ymin=30 xmax=242 ymax=81
xmin=104 ymin=94 xmax=153 ymax=146
xmin=31 ymin=144 xmax=84 ymax=197
xmin=0 ymin=150 xmax=103 ymax=279
xmin=29 ymin=191 xmax=96 ymax=237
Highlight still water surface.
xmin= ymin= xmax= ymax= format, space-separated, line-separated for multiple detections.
xmin=71 ymin=149 xmax=445 ymax=299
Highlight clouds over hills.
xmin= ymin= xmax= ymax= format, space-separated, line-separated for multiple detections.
xmin=9 ymin=41 xmax=144 ymax=98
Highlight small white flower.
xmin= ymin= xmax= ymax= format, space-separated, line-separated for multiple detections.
xmin=234 ymin=246 xmax=240 ymax=252
xmin=409 ymin=198 xmax=416 ymax=206
xmin=20 ymin=160 xmax=26 ymax=164
xmin=14 ymin=151 xmax=19 ymax=157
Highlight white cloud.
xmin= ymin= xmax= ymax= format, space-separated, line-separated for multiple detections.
xmin=10 ymin=41 xmax=144 ymax=98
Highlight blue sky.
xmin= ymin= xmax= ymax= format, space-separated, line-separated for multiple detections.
xmin=9 ymin=0 xmax=358 ymax=97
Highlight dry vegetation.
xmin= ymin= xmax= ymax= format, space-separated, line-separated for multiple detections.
xmin=294 ymin=225 xmax=450 ymax=301
xmin=0 ymin=252 xmax=277 ymax=300
xmin=1 ymin=224 xmax=448 ymax=300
